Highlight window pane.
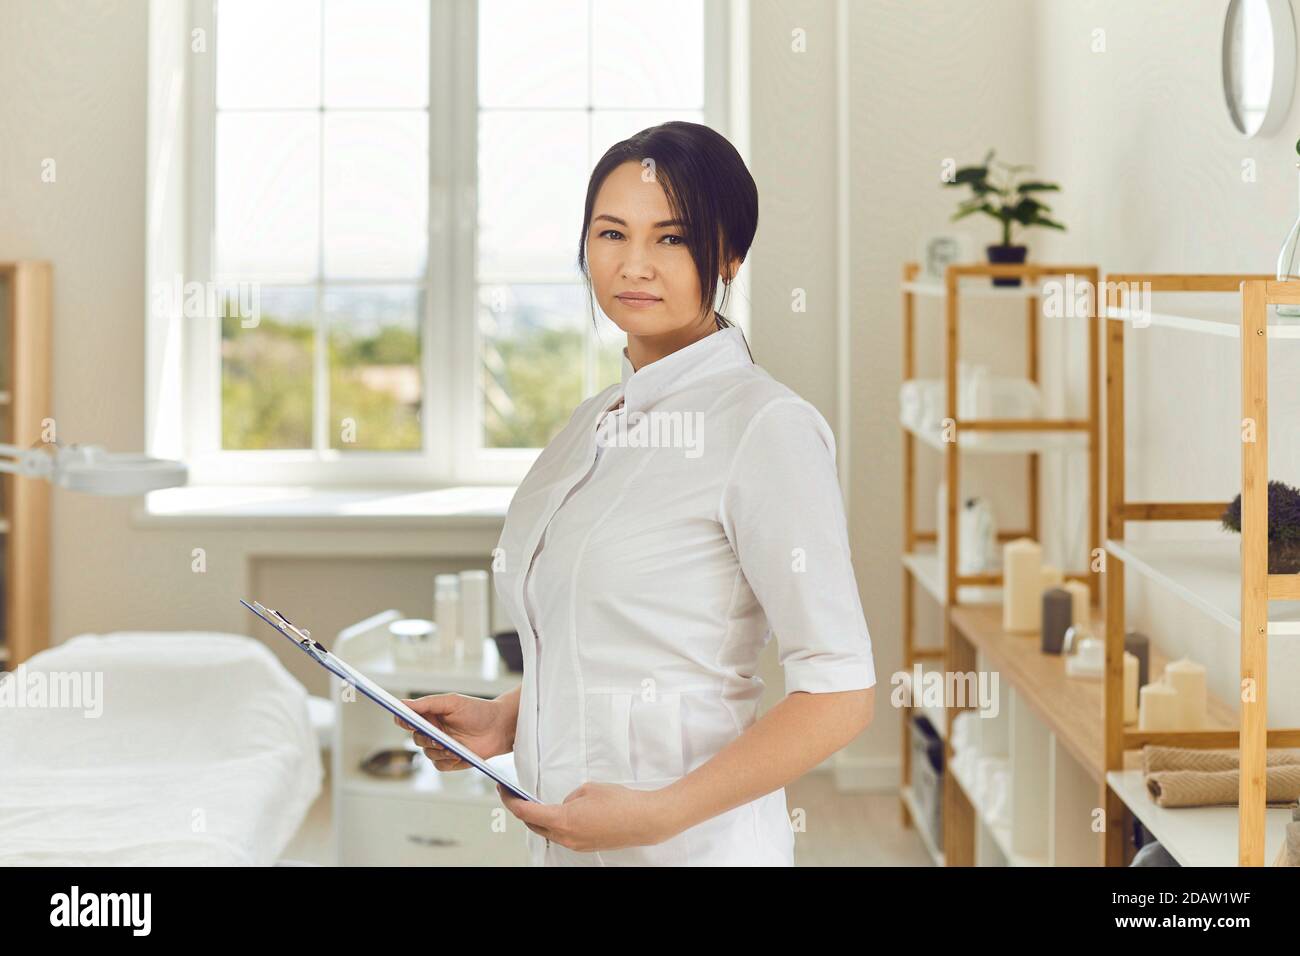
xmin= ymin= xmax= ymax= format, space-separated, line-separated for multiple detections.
xmin=216 ymin=0 xmax=321 ymax=109
xmin=479 ymin=283 xmax=586 ymax=449
xmin=322 ymin=112 xmax=428 ymax=280
xmin=215 ymin=112 xmax=320 ymax=281
xmin=222 ymin=286 xmax=315 ymax=450
xmin=590 ymin=109 xmax=704 ymax=170
xmin=592 ymin=0 xmax=704 ymax=109
xmin=324 ymin=0 xmax=429 ymax=108
xmin=478 ymin=110 xmax=587 ymax=277
xmin=326 ymin=286 xmax=423 ymax=451
xmin=478 ymin=0 xmax=588 ymax=108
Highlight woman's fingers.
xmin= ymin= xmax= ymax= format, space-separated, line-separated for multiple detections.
xmin=392 ymin=701 xmax=464 ymax=771
xmin=422 ymin=746 xmax=469 ymax=770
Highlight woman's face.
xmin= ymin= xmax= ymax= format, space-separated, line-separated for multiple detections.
xmin=585 ymin=160 xmax=709 ymax=336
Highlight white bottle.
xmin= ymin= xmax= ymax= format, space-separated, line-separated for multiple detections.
xmin=459 ymin=570 xmax=490 ymax=662
xmin=434 ymin=574 xmax=460 ymax=659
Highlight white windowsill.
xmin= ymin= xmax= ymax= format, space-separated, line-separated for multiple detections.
xmin=133 ymin=484 xmax=516 ymax=530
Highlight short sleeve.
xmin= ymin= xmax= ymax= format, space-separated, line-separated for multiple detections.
xmin=718 ymin=398 xmax=877 ymax=694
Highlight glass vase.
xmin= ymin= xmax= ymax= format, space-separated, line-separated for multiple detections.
xmin=1275 ymin=163 xmax=1300 ymax=317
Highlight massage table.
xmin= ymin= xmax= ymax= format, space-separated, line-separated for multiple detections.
xmin=0 ymin=631 xmax=322 ymax=865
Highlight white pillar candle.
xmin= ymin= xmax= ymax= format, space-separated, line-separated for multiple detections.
xmin=459 ymin=570 xmax=490 ymax=661
xmin=1063 ymin=580 xmax=1091 ymax=627
xmin=1139 ymin=680 xmax=1179 ymax=731
xmin=1123 ymin=651 xmax=1139 ymax=724
xmin=1004 ymin=538 xmax=1043 ymax=633
xmin=434 ymin=574 xmax=460 ymax=658
xmin=1039 ymin=564 xmax=1063 ymax=592
xmin=1165 ymin=658 xmax=1207 ymax=729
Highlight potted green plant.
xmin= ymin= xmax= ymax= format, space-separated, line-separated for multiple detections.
xmin=944 ymin=149 xmax=1066 ymax=287
xmin=1221 ymin=480 xmax=1300 ymax=574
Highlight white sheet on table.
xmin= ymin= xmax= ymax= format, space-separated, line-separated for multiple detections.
xmin=0 ymin=631 xmax=322 ymax=866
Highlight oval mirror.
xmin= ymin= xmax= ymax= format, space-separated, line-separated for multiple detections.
xmin=1223 ymin=0 xmax=1296 ymax=137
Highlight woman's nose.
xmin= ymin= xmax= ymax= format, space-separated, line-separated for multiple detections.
xmin=621 ymin=246 xmax=655 ymax=279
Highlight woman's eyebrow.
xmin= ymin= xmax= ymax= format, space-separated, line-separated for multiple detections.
xmin=592 ymin=214 xmax=685 ymax=229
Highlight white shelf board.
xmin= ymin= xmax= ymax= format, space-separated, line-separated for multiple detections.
xmin=352 ymin=641 xmax=521 ymax=697
xmin=902 ymin=548 xmax=1002 ymax=605
xmin=902 ymin=279 xmax=1049 ymax=300
xmin=901 ymin=417 xmax=1088 ymax=454
xmin=1106 ymin=769 xmax=1290 ymax=867
xmin=341 ymin=753 xmax=520 ymax=803
xmin=1104 ymin=305 xmax=1300 ymax=339
xmin=900 ymin=785 xmax=945 ymax=866
xmin=1106 ymin=537 xmax=1300 ymax=636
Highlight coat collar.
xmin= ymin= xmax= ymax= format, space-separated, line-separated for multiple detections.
xmin=616 ymin=325 xmax=752 ymax=415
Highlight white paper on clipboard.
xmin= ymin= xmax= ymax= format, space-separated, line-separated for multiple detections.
xmin=240 ymin=599 xmax=539 ymax=802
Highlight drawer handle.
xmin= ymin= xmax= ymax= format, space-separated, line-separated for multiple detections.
xmin=407 ymin=834 xmax=459 ymax=848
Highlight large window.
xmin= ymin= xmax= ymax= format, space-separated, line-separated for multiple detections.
xmin=187 ymin=0 xmax=727 ymax=485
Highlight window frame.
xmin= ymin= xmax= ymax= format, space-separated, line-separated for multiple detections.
xmin=183 ymin=0 xmax=736 ymax=488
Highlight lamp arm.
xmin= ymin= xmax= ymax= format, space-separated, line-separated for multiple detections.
xmin=0 ymin=443 xmax=55 ymax=479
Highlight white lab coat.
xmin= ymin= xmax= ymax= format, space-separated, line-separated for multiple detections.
xmin=493 ymin=325 xmax=876 ymax=866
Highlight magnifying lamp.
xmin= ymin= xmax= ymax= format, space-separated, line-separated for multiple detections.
xmin=0 ymin=442 xmax=187 ymax=495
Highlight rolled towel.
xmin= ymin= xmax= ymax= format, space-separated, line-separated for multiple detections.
xmin=1142 ymin=745 xmax=1300 ymax=775
xmin=950 ymin=710 xmax=976 ymax=752
xmin=1145 ymin=764 xmax=1300 ymax=808
xmin=898 ymin=379 xmax=933 ymax=425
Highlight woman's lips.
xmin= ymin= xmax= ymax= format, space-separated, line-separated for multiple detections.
xmin=616 ymin=294 xmax=662 ymax=309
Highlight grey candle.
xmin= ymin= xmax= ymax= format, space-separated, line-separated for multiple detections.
xmin=1041 ymin=588 xmax=1072 ymax=654
xmin=1125 ymin=631 xmax=1150 ymax=687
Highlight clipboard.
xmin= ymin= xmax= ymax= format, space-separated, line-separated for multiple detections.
xmin=241 ymin=599 xmax=539 ymax=803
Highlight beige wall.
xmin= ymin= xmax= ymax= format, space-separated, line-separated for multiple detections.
xmin=0 ymin=0 xmax=154 ymax=640
xmin=836 ymin=0 xmax=1041 ymax=780
xmin=1033 ymin=0 xmax=1300 ymax=721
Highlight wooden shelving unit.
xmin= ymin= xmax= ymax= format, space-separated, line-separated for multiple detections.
xmin=898 ymin=261 xmax=1102 ymax=866
xmin=944 ymin=603 xmax=1243 ymax=866
xmin=0 ymin=262 xmax=52 ymax=669
xmin=1101 ymin=274 xmax=1300 ymax=867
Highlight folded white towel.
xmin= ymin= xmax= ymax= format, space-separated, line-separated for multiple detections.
xmin=899 ymin=371 xmax=1043 ymax=438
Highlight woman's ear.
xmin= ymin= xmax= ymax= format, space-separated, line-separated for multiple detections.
xmin=722 ymin=256 xmax=743 ymax=282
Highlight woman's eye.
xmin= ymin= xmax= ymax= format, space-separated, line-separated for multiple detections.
xmin=596 ymin=229 xmax=684 ymax=246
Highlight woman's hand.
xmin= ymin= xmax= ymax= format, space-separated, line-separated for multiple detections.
xmin=394 ymin=694 xmax=515 ymax=771
xmin=495 ymin=782 xmax=680 ymax=853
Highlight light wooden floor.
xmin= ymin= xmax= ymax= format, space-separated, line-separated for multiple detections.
xmin=282 ymin=763 xmax=934 ymax=867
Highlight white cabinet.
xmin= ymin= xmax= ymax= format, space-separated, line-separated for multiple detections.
xmin=340 ymin=792 xmax=527 ymax=866
xmin=332 ymin=610 xmax=531 ymax=866
xmin=948 ymin=649 xmax=1103 ymax=866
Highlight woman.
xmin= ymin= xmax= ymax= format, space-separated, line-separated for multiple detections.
xmin=399 ymin=121 xmax=875 ymax=866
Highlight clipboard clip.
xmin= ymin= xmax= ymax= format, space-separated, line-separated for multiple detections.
xmin=254 ymin=601 xmax=328 ymax=653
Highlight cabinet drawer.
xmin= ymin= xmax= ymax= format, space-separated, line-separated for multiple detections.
xmin=340 ymin=792 xmax=531 ymax=866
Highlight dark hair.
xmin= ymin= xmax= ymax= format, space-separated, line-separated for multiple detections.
xmin=577 ymin=121 xmax=758 ymax=335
